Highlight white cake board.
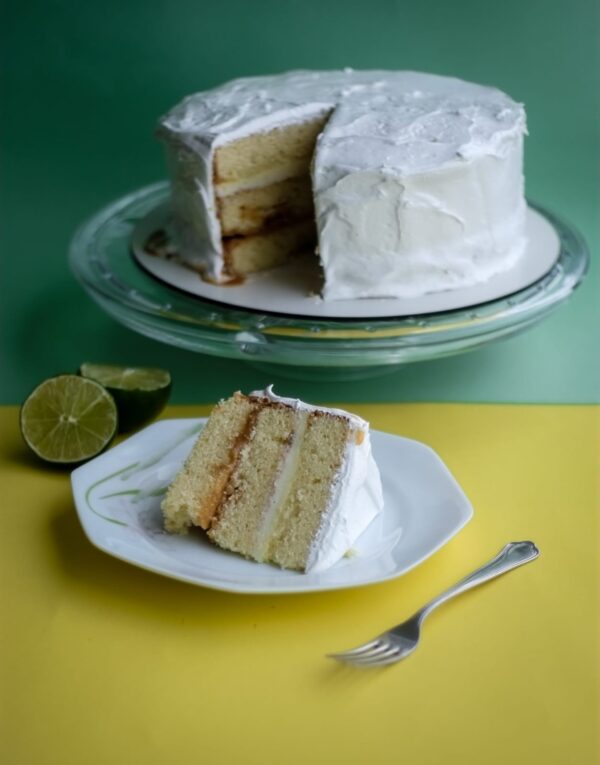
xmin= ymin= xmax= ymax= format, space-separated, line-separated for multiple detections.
xmin=131 ymin=204 xmax=560 ymax=320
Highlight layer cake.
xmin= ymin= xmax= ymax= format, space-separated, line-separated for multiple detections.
xmin=157 ymin=70 xmax=527 ymax=300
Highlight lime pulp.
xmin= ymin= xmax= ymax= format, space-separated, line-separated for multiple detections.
xmin=20 ymin=375 xmax=118 ymax=464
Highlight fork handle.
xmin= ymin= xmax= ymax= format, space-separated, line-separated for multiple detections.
xmin=419 ymin=541 xmax=540 ymax=621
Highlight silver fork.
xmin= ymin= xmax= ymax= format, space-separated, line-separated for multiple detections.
xmin=328 ymin=540 xmax=540 ymax=668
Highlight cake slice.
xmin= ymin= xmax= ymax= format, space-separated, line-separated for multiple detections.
xmin=161 ymin=387 xmax=384 ymax=573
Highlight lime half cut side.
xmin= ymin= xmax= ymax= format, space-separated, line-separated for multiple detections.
xmin=20 ymin=375 xmax=118 ymax=464
xmin=79 ymin=363 xmax=172 ymax=432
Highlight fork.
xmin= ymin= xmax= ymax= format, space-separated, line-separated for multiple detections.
xmin=328 ymin=540 xmax=540 ymax=667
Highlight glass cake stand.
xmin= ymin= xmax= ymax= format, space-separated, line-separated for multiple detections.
xmin=69 ymin=181 xmax=589 ymax=380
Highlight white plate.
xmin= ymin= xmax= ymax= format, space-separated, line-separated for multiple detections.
xmin=131 ymin=203 xmax=560 ymax=320
xmin=71 ymin=418 xmax=473 ymax=594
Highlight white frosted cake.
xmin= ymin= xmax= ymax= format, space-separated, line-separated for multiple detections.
xmin=161 ymin=387 xmax=383 ymax=573
xmin=157 ymin=69 xmax=527 ymax=300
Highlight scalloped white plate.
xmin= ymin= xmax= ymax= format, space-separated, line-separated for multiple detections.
xmin=71 ymin=418 xmax=473 ymax=594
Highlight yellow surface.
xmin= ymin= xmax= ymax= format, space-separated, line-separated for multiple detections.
xmin=2 ymin=403 xmax=599 ymax=765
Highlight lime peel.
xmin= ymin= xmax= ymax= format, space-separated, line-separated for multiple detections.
xmin=79 ymin=363 xmax=172 ymax=432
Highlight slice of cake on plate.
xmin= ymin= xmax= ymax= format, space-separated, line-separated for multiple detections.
xmin=161 ymin=387 xmax=383 ymax=573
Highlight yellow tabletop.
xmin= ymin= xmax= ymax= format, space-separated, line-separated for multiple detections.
xmin=2 ymin=403 xmax=599 ymax=765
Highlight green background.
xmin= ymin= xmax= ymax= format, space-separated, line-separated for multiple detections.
xmin=2 ymin=0 xmax=598 ymax=404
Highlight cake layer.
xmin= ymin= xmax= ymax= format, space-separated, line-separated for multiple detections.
xmin=161 ymin=393 xmax=258 ymax=533
xmin=266 ymin=412 xmax=350 ymax=570
xmin=213 ymin=116 xmax=328 ymax=187
xmin=255 ymin=388 xmax=384 ymax=573
xmin=222 ymin=219 xmax=315 ymax=276
xmin=217 ymin=175 xmax=314 ymax=236
xmin=208 ymin=404 xmax=295 ymax=559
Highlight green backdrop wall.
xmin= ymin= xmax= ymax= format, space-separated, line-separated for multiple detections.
xmin=2 ymin=0 xmax=598 ymax=403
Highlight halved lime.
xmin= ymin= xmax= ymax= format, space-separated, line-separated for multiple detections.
xmin=20 ymin=375 xmax=118 ymax=464
xmin=79 ymin=363 xmax=172 ymax=432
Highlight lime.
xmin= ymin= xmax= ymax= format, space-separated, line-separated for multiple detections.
xmin=20 ymin=375 xmax=118 ymax=464
xmin=79 ymin=363 xmax=172 ymax=432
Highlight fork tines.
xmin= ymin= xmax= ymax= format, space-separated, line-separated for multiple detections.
xmin=328 ymin=639 xmax=405 ymax=667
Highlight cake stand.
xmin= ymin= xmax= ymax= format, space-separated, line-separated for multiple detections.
xmin=69 ymin=182 xmax=589 ymax=381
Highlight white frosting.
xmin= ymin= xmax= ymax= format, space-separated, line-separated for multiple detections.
xmin=249 ymin=386 xmax=384 ymax=573
xmin=158 ymin=70 xmax=527 ymax=298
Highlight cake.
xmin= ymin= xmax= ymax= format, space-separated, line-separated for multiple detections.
xmin=157 ymin=69 xmax=527 ymax=300
xmin=161 ymin=387 xmax=384 ymax=573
